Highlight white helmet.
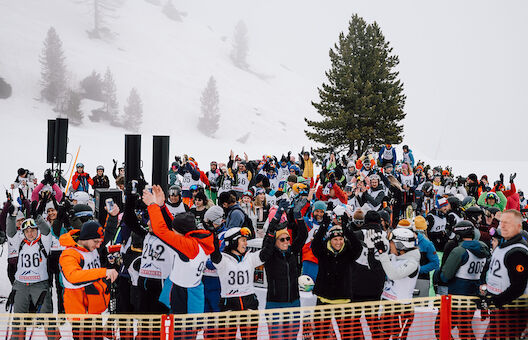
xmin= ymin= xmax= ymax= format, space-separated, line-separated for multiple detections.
xmin=298 ymin=275 xmax=315 ymax=292
xmin=389 ymin=228 xmax=417 ymax=251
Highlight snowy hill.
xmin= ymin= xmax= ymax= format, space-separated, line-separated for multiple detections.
xmin=0 ymin=0 xmax=527 ymax=191
xmin=0 ymin=0 xmax=317 ymax=183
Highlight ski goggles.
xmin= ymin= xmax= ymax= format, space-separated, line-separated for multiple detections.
xmin=21 ymin=218 xmax=38 ymax=230
xmin=76 ymin=163 xmax=84 ymax=168
xmin=387 ymin=231 xmax=415 ymax=243
xmin=190 ymin=185 xmax=199 ymax=191
xmin=168 ymin=188 xmax=180 ymax=196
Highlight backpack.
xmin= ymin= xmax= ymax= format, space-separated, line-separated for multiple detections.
xmin=227 ymin=206 xmax=255 ymax=238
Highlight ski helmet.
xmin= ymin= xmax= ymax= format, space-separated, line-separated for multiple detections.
xmin=96 ymin=165 xmax=104 ymax=171
xmin=447 ymin=196 xmax=461 ymax=211
xmin=76 ymin=163 xmax=84 ymax=168
xmin=461 ymin=196 xmax=476 ymax=211
xmin=223 ymin=227 xmax=251 ymax=251
xmin=486 ymin=192 xmax=499 ymax=202
xmin=421 ymin=182 xmax=433 ymax=194
xmin=325 ymin=225 xmax=344 ymax=240
xmin=453 ymin=220 xmax=475 ymax=239
xmin=168 ymin=185 xmax=181 ymax=197
xmin=389 ymin=228 xmax=417 ymax=251
xmin=298 ymin=275 xmax=315 ymax=292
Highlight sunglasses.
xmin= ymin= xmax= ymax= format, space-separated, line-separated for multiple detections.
xmin=278 ymin=237 xmax=291 ymax=242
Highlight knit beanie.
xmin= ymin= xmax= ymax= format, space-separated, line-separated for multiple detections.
xmin=79 ymin=220 xmax=104 ymax=240
xmin=312 ymin=201 xmax=327 ymax=212
xmin=172 ymin=212 xmax=197 ymax=235
xmin=364 ymin=210 xmax=381 ymax=225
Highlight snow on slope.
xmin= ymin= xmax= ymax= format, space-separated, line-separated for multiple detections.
xmin=0 ymin=0 xmax=316 ymax=184
xmin=1 ymin=0 xmax=527 ymax=192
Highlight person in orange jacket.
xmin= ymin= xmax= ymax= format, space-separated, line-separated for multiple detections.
xmin=143 ymin=185 xmax=215 ymax=315
xmin=59 ymin=220 xmax=118 ymax=315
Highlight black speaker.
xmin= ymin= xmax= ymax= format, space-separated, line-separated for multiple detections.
xmin=152 ymin=136 xmax=170 ymax=194
xmin=54 ymin=118 xmax=68 ymax=163
xmin=47 ymin=120 xmax=56 ymax=163
xmin=46 ymin=118 xmax=68 ymax=164
xmin=125 ymin=134 xmax=142 ymax=185
xmin=94 ymin=188 xmax=124 ymax=226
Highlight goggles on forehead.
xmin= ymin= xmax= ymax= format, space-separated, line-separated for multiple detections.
xmin=387 ymin=231 xmax=415 ymax=243
xmin=21 ymin=218 xmax=37 ymax=230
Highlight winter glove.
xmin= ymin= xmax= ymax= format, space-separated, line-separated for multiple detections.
xmin=321 ymin=212 xmax=331 ymax=229
xmin=293 ymin=197 xmax=308 ymax=219
xmin=113 ymin=159 xmax=118 ymax=165
xmin=510 ymin=173 xmax=517 ymax=183
xmin=499 ymin=173 xmax=504 ymax=185
xmin=474 ymin=295 xmax=493 ymax=310
xmin=364 ymin=229 xmax=376 ymax=248
xmin=44 ymin=170 xmax=54 ymax=185
xmin=277 ymin=199 xmax=290 ymax=213
xmin=5 ymin=290 xmax=16 ymax=311
xmin=371 ymin=232 xmax=387 ymax=254
xmin=0 ymin=231 xmax=6 ymax=245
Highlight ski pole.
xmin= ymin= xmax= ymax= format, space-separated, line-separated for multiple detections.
xmin=5 ymin=290 xmax=16 ymax=340
xmin=28 ymin=290 xmax=47 ymax=340
xmin=65 ymin=146 xmax=81 ymax=194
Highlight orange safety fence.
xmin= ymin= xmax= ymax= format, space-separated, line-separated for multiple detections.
xmin=0 ymin=295 xmax=525 ymax=339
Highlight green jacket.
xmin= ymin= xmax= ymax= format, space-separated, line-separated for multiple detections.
xmin=477 ymin=191 xmax=507 ymax=211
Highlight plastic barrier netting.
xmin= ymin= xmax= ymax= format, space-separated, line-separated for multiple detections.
xmin=0 ymin=295 xmax=525 ymax=339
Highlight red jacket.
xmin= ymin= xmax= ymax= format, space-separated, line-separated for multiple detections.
xmin=72 ymin=172 xmax=94 ymax=190
xmin=315 ymin=183 xmax=348 ymax=204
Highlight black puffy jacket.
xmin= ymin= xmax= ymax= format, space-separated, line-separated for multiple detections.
xmin=261 ymin=218 xmax=307 ymax=303
xmin=312 ymin=221 xmax=362 ymax=300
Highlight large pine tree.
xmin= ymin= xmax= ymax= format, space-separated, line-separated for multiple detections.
xmin=101 ymin=67 xmax=119 ymax=123
xmin=197 ymin=76 xmax=220 ymax=137
xmin=123 ymin=88 xmax=142 ymax=132
xmin=305 ymin=14 xmax=406 ymax=156
xmin=230 ymin=20 xmax=249 ymax=70
xmin=40 ymin=27 xmax=67 ymax=104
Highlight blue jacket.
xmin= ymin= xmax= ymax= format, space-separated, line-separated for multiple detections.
xmin=378 ymin=146 xmax=397 ymax=166
xmin=403 ymin=150 xmax=415 ymax=168
xmin=417 ymin=232 xmax=440 ymax=280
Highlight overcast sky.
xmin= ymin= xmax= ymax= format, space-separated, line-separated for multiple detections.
xmin=184 ymin=0 xmax=527 ymax=161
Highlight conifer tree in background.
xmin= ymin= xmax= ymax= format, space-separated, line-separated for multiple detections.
xmin=305 ymin=14 xmax=406 ymax=156
xmin=197 ymin=76 xmax=220 ymax=137
xmin=61 ymin=89 xmax=83 ymax=125
xmin=40 ymin=27 xmax=67 ymax=104
xmin=80 ymin=70 xmax=104 ymax=101
xmin=230 ymin=20 xmax=249 ymax=70
xmin=87 ymin=0 xmax=120 ymax=39
xmin=0 ymin=77 xmax=12 ymax=99
xmin=123 ymin=88 xmax=142 ymax=132
xmin=101 ymin=67 xmax=119 ymax=123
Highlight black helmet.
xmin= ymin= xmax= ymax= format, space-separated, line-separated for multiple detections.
xmin=421 ymin=182 xmax=433 ymax=194
xmin=447 ymin=196 xmax=461 ymax=211
xmin=453 ymin=220 xmax=475 ymax=238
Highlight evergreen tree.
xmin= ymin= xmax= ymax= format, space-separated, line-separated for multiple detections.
xmin=87 ymin=0 xmax=120 ymax=39
xmin=101 ymin=67 xmax=119 ymax=122
xmin=80 ymin=70 xmax=104 ymax=101
xmin=61 ymin=89 xmax=83 ymax=125
xmin=197 ymin=76 xmax=220 ymax=137
xmin=230 ymin=20 xmax=249 ymax=70
xmin=40 ymin=27 xmax=67 ymax=104
xmin=305 ymin=14 xmax=406 ymax=156
xmin=0 ymin=77 xmax=12 ymax=99
xmin=123 ymin=88 xmax=142 ymax=132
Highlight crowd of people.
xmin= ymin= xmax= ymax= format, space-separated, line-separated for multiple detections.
xmin=2 ymin=144 xmax=528 ymax=339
